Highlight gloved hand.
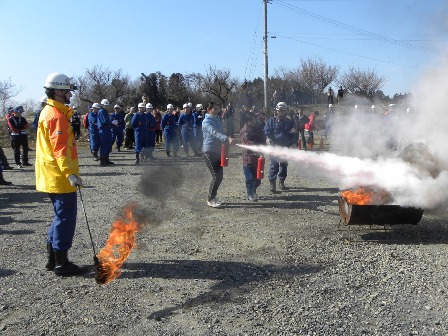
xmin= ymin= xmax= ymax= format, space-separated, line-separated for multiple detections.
xmin=266 ymin=138 xmax=273 ymax=145
xmin=111 ymin=120 xmax=119 ymax=126
xmin=68 ymin=174 xmax=83 ymax=187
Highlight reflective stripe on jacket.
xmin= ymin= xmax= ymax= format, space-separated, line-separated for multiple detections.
xmin=35 ymin=99 xmax=79 ymax=194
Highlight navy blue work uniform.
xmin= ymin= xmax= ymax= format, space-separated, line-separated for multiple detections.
xmin=161 ymin=113 xmax=179 ymax=156
xmin=144 ymin=112 xmax=157 ymax=155
xmin=178 ymin=112 xmax=197 ymax=155
xmin=110 ymin=111 xmax=125 ymax=150
xmin=88 ymin=112 xmax=100 ymax=154
xmin=97 ymin=108 xmax=113 ymax=158
xmin=192 ymin=110 xmax=204 ymax=153
xmin=264 ymin=116 xmax=293 ymax=182
xmin=131 ymin=112 xmax=147 ymax=154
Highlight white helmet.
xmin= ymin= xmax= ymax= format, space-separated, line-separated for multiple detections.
xmin=114 ymin=104 xmax=121 ymax=108
xmin=145 ymin=103 xmax=153 ymax=109
xmin=167 ymin=104 xmax=174 ymax=109
xmin=371 ymin=105 xmax=376 ymax=109
xmin=92 ymin=103 xmax=100 ymax=109
xmin=354 ymin=105 xmax=358 ymax=109
xmin=328 ymin=104 xmax=333 ymax=108
xmin=187 ymin=102 xmax=192 ymax=108
xmin=182 ymin=103 xmax=188 ymax=108
xmin=101 ymin=99 xmax=109 ymax=106
xmin=276 ymin=102 xmax=287 ymax=110
xmin=40 ymin=96 xmax=48 ymax=103
xmin=138 ymin=102 xmax=146 ymax=108
xmin=196 ymin=103 xmax=203 ymax=110
xmin=43 ymin=73 xmax=77 ymax=90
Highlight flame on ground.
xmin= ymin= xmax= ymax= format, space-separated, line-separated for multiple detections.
xmin=341 ymin=187 xmax=392 ymax=205
xmin=96 ymin=204 xmax=140 ymax=285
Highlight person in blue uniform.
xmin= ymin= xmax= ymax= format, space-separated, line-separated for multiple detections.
xmin=178 ymin=103 xmax=198 ymax=157
xmin=192 ymin=104 xmax=204 ymax=155
xmin=161 ymin=104 xmax=179 ymax=158
xmin=131 ymin=103 xmax=148 ymax=164
xmin=33 ymin=96 xmax=48 ymax=131
xmin=97 ymin=99 xmax=116 ymax=165
xmin=7 ymin=106 xmax=31 ymax=168
xmin=143 ymin=103 xmax=157 ymax=160
xmin=111 ymin=104 xmax=125 ymax=152
xmin=264 ymin=102 xmax=293 ymax=193
xmin=88 ymin=103 xmax=101 ymax=160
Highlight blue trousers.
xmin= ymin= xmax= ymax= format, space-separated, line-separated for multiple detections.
xmin=268 ymin=159 xmax=288 ymax=181
xmin=243 ymin=165 xmax=261 ymax=192
xmin=145 ymin=130 xmax=156 ymax=148
xmin=134 ymin=129 xmax=147 ymax=153
xmin=99 ymin=128 xmax=112 ymax=157
xmin=47 ymin=192 xmax=77 ymax=251
xmin=112 ymin=127 xmax=124 ymax=148
xmin=89 ymin=129 xmax=100 ymax=153
xmin=181 ymin=128 xmax=196 ymax=154
xmin=164 ymin=130 xmax=179 ymax=154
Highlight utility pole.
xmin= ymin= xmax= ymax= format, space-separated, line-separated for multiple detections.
xmin=263 ymin=0 xmax=269 ymax=110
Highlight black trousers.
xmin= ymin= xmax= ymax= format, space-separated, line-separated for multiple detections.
xmin=124 ymin=128 xmax=134 ymax=148
xmin=204 ymin=151 xmax=223 ymax=202
xmin=0 ymin=146 xmax=11 ymax=167
xmin=72 ymin=124 xmax=81 ymax=140
xmin=11 ymin=135 xmax=29 ymax=164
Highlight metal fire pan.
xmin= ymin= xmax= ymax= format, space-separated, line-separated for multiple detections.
xmin=338 ymin=197 xmax=424 ymax=225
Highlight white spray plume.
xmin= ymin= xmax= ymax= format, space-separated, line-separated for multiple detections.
xmin=238 ymin=144 xmax=448 ymax=211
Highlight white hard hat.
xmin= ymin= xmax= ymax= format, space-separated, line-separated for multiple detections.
xmin=72 ymin=105 xmax=77 ymax=109
xmin=114 ymin=104 xmax=121 ymax=108
xmin=328 ymin=104 xmax=333 ymax=108
xmin=40 ymin=96 xmax=48 ymax=103
xmin=276 ymin=102 xmax=287 ymax=110
xmin=187 ymin=102 xmax=192 ymax=108
xmin=145 ymin=103 xmax=153 ymax=109
xmin=167 ymin=104 xmax=174 ymax=109
xmin=371 ymin=105 xmax=376 ymax=109
xmin=182 ymin=103 xmax=188 ymax=108
xmin=196 ymin=104 xmax=203 ymax=109
xmin=101 ymin=99 xmax=109 ymax=106
xmin=43 ymin=73 xmax=77 ymax=90
xmin=388 ymin=104 xmax=395 ymax=108
xmin=92 ymin=103 xmax=100 ymax=109
xmin=138 ymin=102 xmax=146 ymax=108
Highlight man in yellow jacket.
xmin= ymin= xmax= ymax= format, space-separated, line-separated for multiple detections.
xmin=35 ymin=73 xmax=85 ymax=276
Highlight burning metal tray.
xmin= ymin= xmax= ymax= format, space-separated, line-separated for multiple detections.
xmin=338 ymin=197 xmax=424 ymax=226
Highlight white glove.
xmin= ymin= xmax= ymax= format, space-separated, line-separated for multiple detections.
xmin=198 ymin=115 xmax=203 ymax=119
xmin=266 ymin=138 xmax=273 ymax=145
xmin=68 ymin=174 xmax=83 ymax=187
xmin=111 ymin=120 xmax=119 ymax=126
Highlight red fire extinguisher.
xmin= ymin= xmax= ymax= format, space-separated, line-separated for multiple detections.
xmin=220 ymin=143 xmax=229 ymax=167
xmin=256 ymin=156 xmax=265 ymax=179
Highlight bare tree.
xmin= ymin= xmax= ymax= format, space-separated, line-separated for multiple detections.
xmin=338 ymin=65 xmax=386 ymax=99
xmin=74 ymin=65 xmax=131 ymax=107
xmin=200 ymin=66 xmax=236 ymax=106
xmin=297 ymin=57 xmax=339 ymax=103
xmin=0 ymin=78 xmax=23 ymax=115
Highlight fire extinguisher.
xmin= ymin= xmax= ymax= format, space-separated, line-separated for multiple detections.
xmin=256 ymin=156 xmax=265 ymax=179
xmin=220 ymin=143 xmax=229 ymax=167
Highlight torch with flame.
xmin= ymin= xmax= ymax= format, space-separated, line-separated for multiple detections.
xmin=95 ymin=204 xmax=140 ymax=285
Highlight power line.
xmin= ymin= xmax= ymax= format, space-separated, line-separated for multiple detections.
xmin=272 ymin=0 xmax=441 ymax=54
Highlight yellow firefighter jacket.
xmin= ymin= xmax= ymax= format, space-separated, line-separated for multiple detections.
xmin=35 ymin=99 xmax=80 ymax=193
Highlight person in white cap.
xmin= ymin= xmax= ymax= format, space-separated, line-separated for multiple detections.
xmin=161 ymin=104 xmax=179 ymax=157
xmin=36 ymin=72 xmax=86 ymax=276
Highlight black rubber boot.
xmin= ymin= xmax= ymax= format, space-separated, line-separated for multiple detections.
xmin=135 ymin=153 xmax=140 ymax=165
xmin=279 ymin=180 xmax=289 ymax=190
xmin=54 ymin=250 xmax=86 ymax=276
xmin=45 ymin=243 xmax=55 ymax=271
xmin=166 ymin=151 xmax=172 ymax=158
xmin=93 ymin=151 xmax=99 ymax=161
xmin=269 ymin=180 xmax=277 ymax=193
xmin=117 ymin=146 xmax=121 ymax=152
xmin=99 ymin=157 xmax=107 ymax=166
xmin=0 ymin=172 xmax=12 ymax=185
xmin=106 ymin=155 xmax=114 ymax=165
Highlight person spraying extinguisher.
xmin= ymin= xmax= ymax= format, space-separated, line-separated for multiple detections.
xmin=240 ymin=112 xmax=266 ymax=201
xmin=202 ymin=102 xmax=234 ymax=208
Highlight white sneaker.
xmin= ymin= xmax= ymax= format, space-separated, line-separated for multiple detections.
xmin=207 ymin=199 xmax=222 ymax=208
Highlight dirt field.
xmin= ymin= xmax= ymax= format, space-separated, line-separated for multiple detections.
xmin=0 ymin=140 xmax=447 ymax=336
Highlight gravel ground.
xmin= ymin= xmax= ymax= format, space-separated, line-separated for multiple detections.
xmin=0 ymin=141 xmax=447 ymax=336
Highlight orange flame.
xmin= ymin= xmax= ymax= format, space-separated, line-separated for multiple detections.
xmin=96 ymin=204 xmax=139 ymax=284
xmin=341 ymin=187 xmax=392 ymax=205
